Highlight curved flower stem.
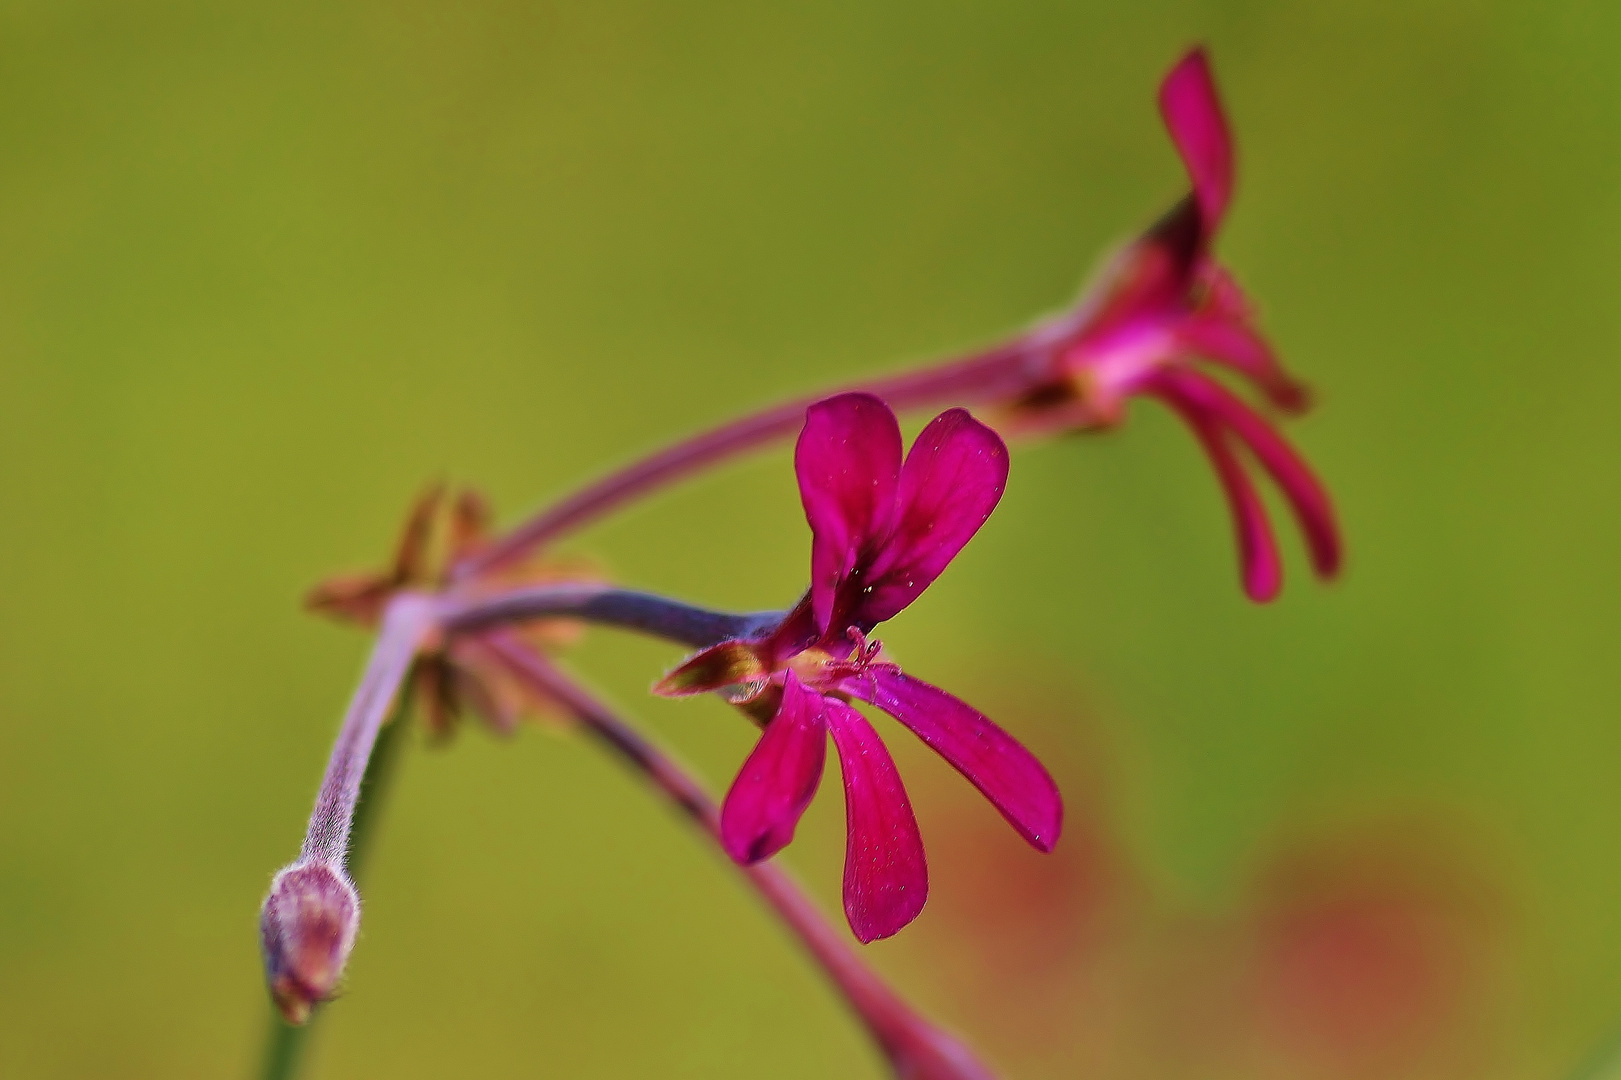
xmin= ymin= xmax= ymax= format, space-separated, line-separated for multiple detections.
xmin=480 ymin=632 xmax=997 ymax=1080
xmin=452 ymin=337 xmax=1047 ymax=583
xmin=257 ymin=691 xmax=415 ymax=1080
xmin=301 ymin=597 xmax=437 ymax=866
xmin=439 ymin=583 xmax=781 ymax=648
xmin=259 ymin=598 xmax=436 ymax=1039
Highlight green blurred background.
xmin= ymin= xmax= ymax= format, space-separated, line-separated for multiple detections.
xmin=2 ymin=1 xmax=1618 ymax=1076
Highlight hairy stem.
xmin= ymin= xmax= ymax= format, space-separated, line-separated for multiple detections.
xmin=258 ymin=696 xmax=414 ymax=1080
xmin=300 ymin=597 xmax=435 ymax=866
xmin=481 ymin=633 xmax=996 ymax=1079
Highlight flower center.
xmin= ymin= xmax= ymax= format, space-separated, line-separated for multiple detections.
xmin=782 ymin=628 xmax=896 ymax=693
xmin=824 ymin=628 xmax=892 ymax=680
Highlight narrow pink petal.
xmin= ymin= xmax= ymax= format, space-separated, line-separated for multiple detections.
xmin=1181 ymin=264 xmax=1310 ymax=412
xmin=825 ymin=699 xmax=928 ymax=942
xmin=1150 ymin=373 xmax=1284 ymax=601
xmin=796 ymin=393 xmax=903 ymax=636
xmin=1161 ymin=368 xmax=1341 ymax=579
xmin=1158 ymin=47 xmax=1234 ymax=237
xmin=1200 ymin=260 xmax=1258 ymax=322
xmin=1178 ymin=314 xmax=1309 ymax=414
xmin=857 ymin=409 xmax=1008 ymax=626
xmin=721 ymin=673 xmax=829 ymax=864
xmin=1178 ymin=317 xmax=1307 ymax=413
xmin=843 ymin=669 xmax=1062 ymax=852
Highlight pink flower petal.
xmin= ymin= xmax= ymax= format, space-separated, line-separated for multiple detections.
xmin=843 ymin=668 xmax=1063 ymax=853
xmin=1181 ymin=264 xmax=1310 ymax=412
xmin=1158 ymin=47 xmax=1234 ymax=238
xmin=825 ymin=698 xmax=928 ymax=942
xmin=796 ymin=393 xmax=903 ymax=636
xmin=857 ymin=408 xmax=1009 ymax=626
xmin=721 ymin=672 xmax=829 ymax=864
xmin=1200 ymin=260 xmax=1259 ymax=321
xmin=1178 ymin=316 xmax=1309 ymax=414
xmin=1151 ymin=373 xmax=1284 ymax=601
xmin=1161 ymin=368 xmax=1341 ymax=579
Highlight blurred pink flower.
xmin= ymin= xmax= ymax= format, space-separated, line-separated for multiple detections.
xmin=1003 ymin=48 xmax=1340 ymax=600
xmin=1249 ymin=823 xmax=1506 ymax=1077
xmin=658 ymin=393 xmax=1062 ymax=941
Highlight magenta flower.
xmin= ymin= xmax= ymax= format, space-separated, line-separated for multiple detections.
xmin=1004 ymin=48 xmax=1340 ymax=600
xmin=658 ymin=393 xmax=1062 ymax=942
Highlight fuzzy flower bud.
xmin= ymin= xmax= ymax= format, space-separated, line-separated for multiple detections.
xmin=260 ymin=860 xmax=360 ymax=1024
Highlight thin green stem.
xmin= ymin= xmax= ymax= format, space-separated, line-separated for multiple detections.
xmin=257 ymin=1014 xmax=305 ymax=1080
xmin=255 ymin=698 xmax=413 ymax=1080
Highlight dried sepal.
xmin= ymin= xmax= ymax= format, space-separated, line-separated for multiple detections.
xmin=305 ymin=485 xmax=448 ymax=626
xmin=304 ymin=571 xmax=397 ymax=626
xmin=307 ymin=484 xmax=603 ymax=737
xmin=450 ymin=635 xmax=574 ymax=734
xmin=654 ymin=640 xmax=769 ymax=700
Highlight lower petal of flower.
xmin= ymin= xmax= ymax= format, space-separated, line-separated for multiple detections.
xmin=1152 ymin=373 xmax=1285 ymax=602
xmin=1178 ymin=312 xmax=1309 ymax=413
xmin=721 ymin=672 xmax=829 ymax=864
xmin=843 ymin=668 xmax=1063 ymax=853
xmin=1161 ymin=367 xmax=1341 ymax=579
xmin=825 ymin=699 xmax=929 ymax=943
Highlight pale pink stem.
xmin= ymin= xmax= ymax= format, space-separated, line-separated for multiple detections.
xmin=481 ymin=632 xmax=998 ymax=1080
xmin=453 ymin=338 xmax=1045 ymax=582
xmin=300 ymin=596 xmax=437 ymax=866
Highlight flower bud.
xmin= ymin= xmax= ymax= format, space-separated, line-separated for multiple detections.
xmin=260 ymin=860 xmax=360 ymax=1024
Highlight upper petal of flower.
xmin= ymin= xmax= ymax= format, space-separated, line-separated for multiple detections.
xmin=721 ymin=672 xmax=829 ymax=864
xmin=796 ymin=393 xmax=904 ymax=636
xmin=1158 ymin=47 xmax=1234 ymax=239
xmin=843 ymin=668 xmax=1063 ymax=853
xmin=825 ymin=698 xmax=928 ymax=942
xmin=856 ymin=409 xmax=1009 ymax=627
